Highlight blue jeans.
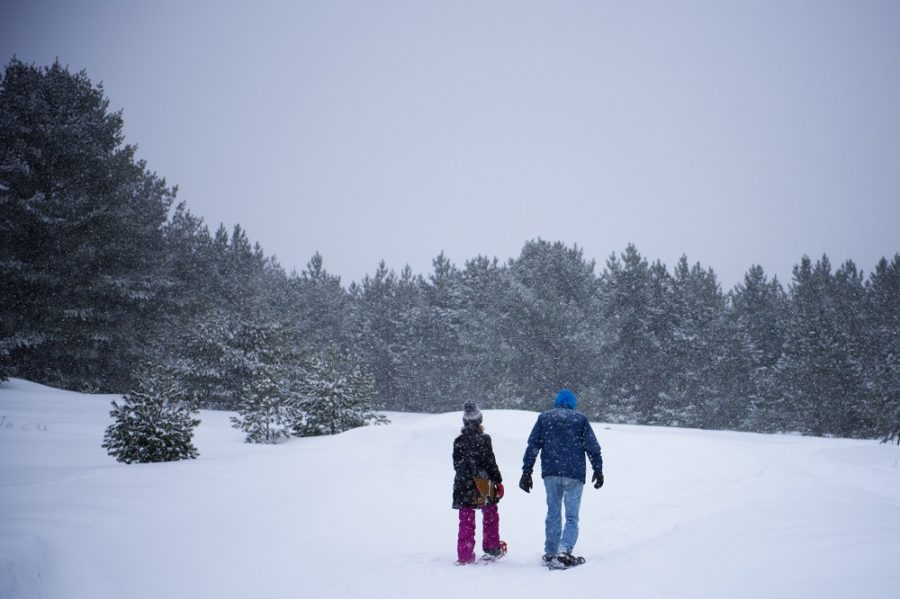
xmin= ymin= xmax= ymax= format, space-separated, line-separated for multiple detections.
xmin=543 ymin=475 xmax=584 ymax=556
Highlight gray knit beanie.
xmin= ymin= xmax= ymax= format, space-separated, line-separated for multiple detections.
xmin=463 ymin=401 xmax=483 ymax=425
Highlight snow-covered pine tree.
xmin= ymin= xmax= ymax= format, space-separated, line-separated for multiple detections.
xmin=163 ymin=309 xmax=238 ymax=410
xmin=392 ymin=265 xmax=428 ymax=410
xmin=419 ymin=252 xmax=465 ymax=413
xmin=881 ymin=407 xmax=900 ymax=445
xmin=598 ymin=245 xmax=672 ymax=424
xmin=0 ymin=59 xmax=175 ymax=392
xmin=457 ymin=255 xmax=517 ymax=408
xmin=667 ymin=256 xmax=728 ymax=429
xmin=352 ymin=262 xmax=425 ymax=411
xmin=866 ymin=256 xmax=900 ymax=440
xmin=156 ymin=204 xmax=221 ymax=340
xmin=724 ymin=265 xmax=788 ymax=432
xmin=229 ymin=360 xmax=294 ymax=444
xmin=829 ymin=259 xmax=870 ymax=436
xmin=227 ymin=320 xmax=296 ymax=443
xmin=505 ymin=240 xmax=599 ymax=411
xmin=776 ymin=255 xmax=870 ymax=437
xmin=102 ymin=363 xmax=201 ymax=463
xmin=292 ymin=348 xmax=386 ymax=437
xmin=0 ymin=337 xmax=10 ymax=382
xmin=162 ymin=216 xmax=292 ymax=411
xmin=285 ymin=253 xmax=352 ymax=352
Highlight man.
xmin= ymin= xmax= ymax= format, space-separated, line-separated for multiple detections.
xmin=519 ymin=388 xmax=604 ymax=569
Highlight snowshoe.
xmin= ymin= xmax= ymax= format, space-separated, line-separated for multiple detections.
xmin=544 ymin=555 xmax=568 ymax=570
xmin=543 ymin=551 xmax=585 ymax=570
xmin=479 ymin=540 xmax=508 ymax=564
xmin=556 ymin=551 xmax=586 ymax=568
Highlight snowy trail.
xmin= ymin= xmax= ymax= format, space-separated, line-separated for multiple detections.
xmin=2 ymin=379 xmax=899 ymax=598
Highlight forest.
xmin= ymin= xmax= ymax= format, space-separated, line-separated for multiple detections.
xmin=2 ymin=59 xmax=898 ymax=440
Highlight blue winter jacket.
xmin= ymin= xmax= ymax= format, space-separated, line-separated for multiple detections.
xmin=522 ymin=407 xmax=603 ymax=483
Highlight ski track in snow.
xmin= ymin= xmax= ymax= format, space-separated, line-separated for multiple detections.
xmin=1 ymin=379 xmax=899 ymax=598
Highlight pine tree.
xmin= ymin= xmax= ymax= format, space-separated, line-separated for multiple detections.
xmin=351 ymin=262 xmax=426 ymax=410
xmin=285 ymin=253 xmax=351 ymax=352
xmin=456 ymin=255 xmax=517 ymax=408
xmin=504 ymin=239 xmax=599 ymax=410
xmin=865 ymin=255 xmax=900 ymax=438
xmin=420 ymin=252 xmax=465 ymax=412
xmin=776 ymin=255 xmax=869 ymax=436
xmin=102 ymin=363 xmax=201 ymax=463
xmin=292 ymin=348 xmax=387 ymax=437
xmin=0 ymin=337 xmax=10 ymax=383
xmin=882 ymin=407 xmax=900 ymax=445
xmin=165 ymin=215 xmax=293 ymax=411
xmin=158 ymin=203 xmax=220 ymax=328
xmin=725 ymin=265 xmax=788 ymax=431
xmin=170 ymin=310 xmax=240 ymax=409
xmin=217 ymin=318 xmax=298 ymax=443
xmin=0 ymin=59 xmax=175 ymax=391
xmin=229 ymin=359 xmax=294 ymax=444
xmin=829 ymin=259 xmax=870 ymax=435
xmin=598 ymin=246 xmax=672 ymax=424
xmin=666 ymin=256 xmax=728 ymax=428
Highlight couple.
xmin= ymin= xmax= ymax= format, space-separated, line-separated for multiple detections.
xmin=452 ymin=389 xmax=604 ymax=568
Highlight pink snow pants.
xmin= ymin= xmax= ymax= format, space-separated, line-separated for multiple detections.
xmin=457 ymin=504 xmax=500 ymax=563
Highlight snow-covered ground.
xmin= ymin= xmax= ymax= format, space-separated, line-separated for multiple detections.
xmin=1 ymin=379 xmax=898 ymax=599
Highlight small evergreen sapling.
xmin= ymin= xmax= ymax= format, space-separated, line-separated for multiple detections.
xmin=0 ymin=338 xmax=10 ymax=383
xmin=229 ymin=361 xmax=294 ymax=444
xmin=226 ymin=320 xmax=296 ymax=443
xmin=882 ymin=407 xmax=900 ymax=445
xmin=102 ymin=365 xmax=201 ymax=463
xmin=292 ymin=349 xmax=387 ymax=437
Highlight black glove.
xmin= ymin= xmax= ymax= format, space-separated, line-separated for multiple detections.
xmin=592 ymin=470 xmax=604 ymax=489
xmin=519 ymin=472 xmax=533 ymax=493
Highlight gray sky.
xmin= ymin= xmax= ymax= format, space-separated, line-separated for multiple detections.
xmin=3 ymin=0 xmax=898 ymax=289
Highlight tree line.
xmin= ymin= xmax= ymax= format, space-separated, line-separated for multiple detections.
xmin=2 ymin=59 xmax=898 ymax=440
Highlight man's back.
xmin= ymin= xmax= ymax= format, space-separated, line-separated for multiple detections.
xmin=523 ymin=406 xmax=602 ymax=483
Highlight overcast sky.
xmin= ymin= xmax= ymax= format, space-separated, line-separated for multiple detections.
xmin=3 ymin=0 xmax=898 ymax=288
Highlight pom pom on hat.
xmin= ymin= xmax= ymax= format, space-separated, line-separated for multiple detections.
xmin=463 ymin=401 xmax=483 ymax=424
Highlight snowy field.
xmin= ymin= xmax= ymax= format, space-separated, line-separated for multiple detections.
xmin=1 ymin=379 xmax=899 ymax=599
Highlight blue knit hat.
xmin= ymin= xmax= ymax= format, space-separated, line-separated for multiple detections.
xmin=555 ymin=389 xmax=577 ymax=409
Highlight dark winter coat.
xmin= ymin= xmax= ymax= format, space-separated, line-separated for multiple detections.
xmin=452 ymin=423 xmax=503 ymax=509
xmin=522 ymin=406 xmax=603 ymax=483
